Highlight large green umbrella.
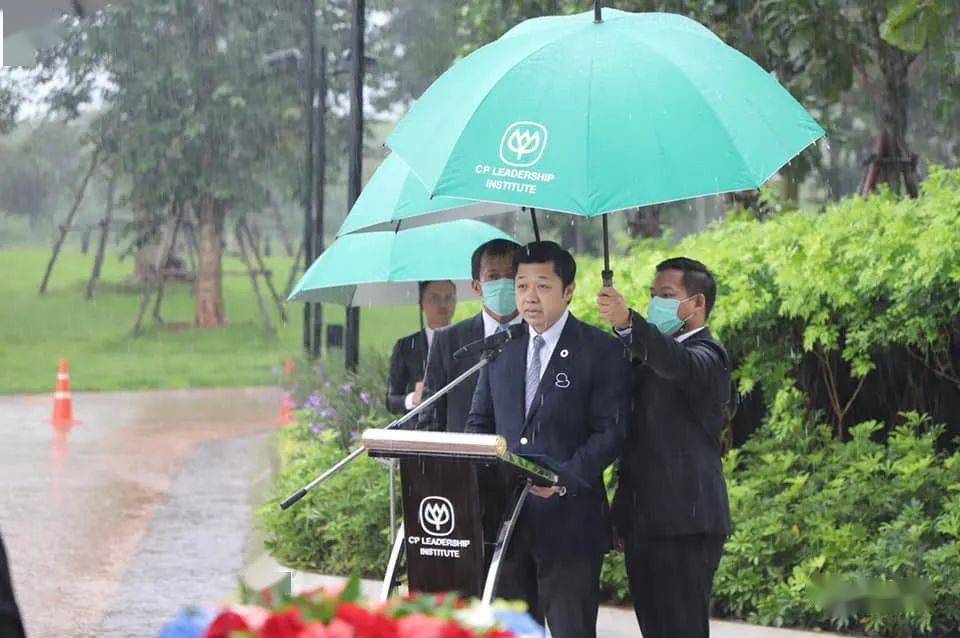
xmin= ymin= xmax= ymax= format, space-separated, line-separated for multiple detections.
xmin=337 ymin=154 xmax=516 ymax=235
xmin=385 ymin=5 xmax=825 ymax=280
xmin=288 ymin=219 xmax=515 ymax=306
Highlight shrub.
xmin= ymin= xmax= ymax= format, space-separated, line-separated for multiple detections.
xmin=257 ymin=355 xmax=395 ymax=578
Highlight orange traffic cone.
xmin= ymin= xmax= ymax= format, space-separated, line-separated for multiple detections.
xmin=276 ymin=394 xmax=296 ymax=426
xmin=52 ymin=358 xmax=77 ymax=427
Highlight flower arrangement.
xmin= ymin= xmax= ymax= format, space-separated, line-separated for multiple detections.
xmin=159 ymin=581 xmax=544 ymax=638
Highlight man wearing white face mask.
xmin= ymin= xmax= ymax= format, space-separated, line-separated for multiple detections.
xmin=597 ymin=257 xmax=732 ymax=638
xmin=419 ymin=238 xmax=522 ymax=432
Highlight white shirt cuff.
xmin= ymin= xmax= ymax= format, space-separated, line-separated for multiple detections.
xmin=404 ymin=392 xmax=416 ymax=410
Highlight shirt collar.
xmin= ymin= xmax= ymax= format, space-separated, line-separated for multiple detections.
xmin=424 ymin=325 xmax=436 ymax=348
xmin=529 ymin=309 xmax=569 ymax=348
xmin=676 ymin=326 xmax=706 ymax=343
xmin=482 ymin=308 xmax=521 ymax=338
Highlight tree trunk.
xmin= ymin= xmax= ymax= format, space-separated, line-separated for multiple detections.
xmin=862 ymin=17 xmax=919 ymax=197
xmin=193 ymin=0 xmax=226 ymax=328
xmin=626 ymin=205 xmax=662 ymax=239
xmin=195 ymin=197 xmax=226 ymax=327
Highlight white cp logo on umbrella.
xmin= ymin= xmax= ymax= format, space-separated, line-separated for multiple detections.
xmin=419 ymin=496 xmax=455 ymax=537
xmin=500 ymin=121 xmax=548 ymax=167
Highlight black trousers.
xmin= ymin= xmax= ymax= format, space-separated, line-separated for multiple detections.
xmin=495 ymin=533 xmax=603 ymax=638
xmin=0 ymin=530 xmax=26 ymax=638
xmin=624 ymin=533 xmax=725 ymax=638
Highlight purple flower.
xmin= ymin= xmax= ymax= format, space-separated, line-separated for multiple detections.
xmin=306 ymin=393 xmax=323 ymax=409
xmin=310 ymin=422 xmax=324 ymax=434
xmin=320 ymin=407 xmax=337 ymax=419
xmin=340 ymin=383 xmax=354 ymax=394
xmin=359 ymin=391 xmax=371 ymax=405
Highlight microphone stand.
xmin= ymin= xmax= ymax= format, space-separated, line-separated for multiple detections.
xmin=279 ymin=348 xmax=501 ymax=510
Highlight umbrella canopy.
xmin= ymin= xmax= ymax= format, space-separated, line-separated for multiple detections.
xmin=386 ymin=8 xmax=825 ymax=217
xmin=288 ymin=219 xmax=515 ymax=305
xmin=336 ymin=153 xmax=515 ymax=236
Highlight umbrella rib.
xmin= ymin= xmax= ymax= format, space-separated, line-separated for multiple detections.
xmin=585 ymin=26 xmax=597 ymax=214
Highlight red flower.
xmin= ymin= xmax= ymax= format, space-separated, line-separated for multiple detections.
xmin=325 ymin=619 xmax=358 ymax=638
xmin=335 ymin=603 xmax=397 ymax=638
xmin=484 ymin=632 xmax=515 ymax=638
xmin=298 ymin=620 xmax=358 ymax=638
xmin=261 ymin=608 xmax=307 ymax=638
xmin=204 ymin=611 xmax=250 ymax=638
xmin=299 ymin=623 xmax=331 ymax=638
xmin=396 ymin=614 xmax=446 ymax=638
xmin=439 ymin=622 xmax=475 ymax=638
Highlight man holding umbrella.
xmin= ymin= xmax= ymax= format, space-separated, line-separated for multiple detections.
xmin=597 ymin=257 xmax=732 ymax=638
xmin=419 ymin=238 xmax=521 ymax=432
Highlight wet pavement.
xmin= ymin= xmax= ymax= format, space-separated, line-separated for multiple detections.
xmin=0 ymin=387 xmax=282 ymax=638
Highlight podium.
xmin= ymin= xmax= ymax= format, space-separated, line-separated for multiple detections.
xmin=362 ymin=428 xmax=558 ymax=602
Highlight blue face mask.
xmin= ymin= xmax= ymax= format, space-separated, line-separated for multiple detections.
xmin=646 ymin=295 xmax=694 ymax=335
xmin=481 ymin=278 xmax=517 ymax=317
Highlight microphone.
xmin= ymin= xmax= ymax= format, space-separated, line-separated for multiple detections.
xmin=453 ymin=324 xmax=525 ymax=360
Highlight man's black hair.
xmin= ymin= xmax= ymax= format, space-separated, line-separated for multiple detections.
xmin=656 ymin=257 xmax=717 ymax=317
xmin=418 ymin=280 xmax=455 ymax=302
xmin=516 ymin=241 xmax=576 ymax=288
xmin=471 ymin=238 xmax=521 ymax=281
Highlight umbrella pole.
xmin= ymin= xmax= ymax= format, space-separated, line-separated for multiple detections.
xmin=602 ymin=214 xmax=613 ymax=287
xmin=594 ymin=0 xmax=602 ymax=23
xmin=530 ymin=208 xmax=541 ymax=242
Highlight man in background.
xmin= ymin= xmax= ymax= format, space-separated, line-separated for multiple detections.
xmin=419 ymin=238 xmax=520 ymax=432
xmin=384 ymin=280 xmax=456 ymax=414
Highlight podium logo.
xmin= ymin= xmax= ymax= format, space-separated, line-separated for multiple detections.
xmin=499 ymin=121 xmax=548 ymax=167
xmin=419 ymin=496 xmax=455 ymax=537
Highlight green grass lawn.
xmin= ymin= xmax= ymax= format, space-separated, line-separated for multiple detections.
xmin=0 ymin=248 xmax=474 ymax=394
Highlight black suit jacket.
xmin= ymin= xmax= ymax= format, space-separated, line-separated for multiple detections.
xmin=612 ymin=316 xmax=733 ymax=536
xmin=385 ymin=330 xmax=428 ymax=415
xmin=419 ymin=314 xmax=484 ymax=432
xmin=466 ymin=314 xmax=630 ymax=560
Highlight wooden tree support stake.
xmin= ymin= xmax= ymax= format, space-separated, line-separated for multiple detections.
xmin=236 ymin=220 xmax=275 ymax=336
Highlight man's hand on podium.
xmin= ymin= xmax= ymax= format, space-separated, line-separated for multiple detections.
xmin=530 ymin=485 xmax=563 ymax=499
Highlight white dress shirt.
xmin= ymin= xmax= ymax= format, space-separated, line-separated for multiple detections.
xmin=481 ymin=308 xmax=522 ymax=338
xmin=527 ymin=309 xmax=569 ymax=382
xmin=404 ymin=326 xmax=437 ymax=410
xmin=675 ymin=326 xmax=705 ymax=343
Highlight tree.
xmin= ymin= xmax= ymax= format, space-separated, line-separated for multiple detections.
xmin=0 ymin=73 xmax=20 ymax=135
xmin=35 ymin=0 xmax=308 ymax=327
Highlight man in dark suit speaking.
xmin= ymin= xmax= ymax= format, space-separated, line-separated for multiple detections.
xmin=597 ymin=257 xmax=732 ymax=638
xmin=467 ymin=241 xmax=629 ymax=638
xmin=420 ymin=238 xmax=521 ymax=432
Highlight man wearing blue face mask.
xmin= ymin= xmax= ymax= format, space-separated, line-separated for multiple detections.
xmin=419 ymin=238 xmax=521 ymax=432
xmin=597 ymin=257 xmax=732 ymax=638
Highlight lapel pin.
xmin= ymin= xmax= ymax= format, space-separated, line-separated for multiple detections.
xmin=560 ymin=348 xmax=569 ymax=358
xmin=555 ymin=372 xmax=571 ymax=389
